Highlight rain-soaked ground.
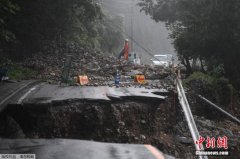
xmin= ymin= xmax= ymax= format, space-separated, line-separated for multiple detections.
xmin=1 ymin=95 xmax=196 ymax=158
xmin=1 ymin=49 xmax=240 ymax=158
xmin=1 ymin=83 xmax=240 ymax=158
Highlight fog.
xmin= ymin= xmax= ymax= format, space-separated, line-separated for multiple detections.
xmin=100 ymin=0 xmax=175 ymax=63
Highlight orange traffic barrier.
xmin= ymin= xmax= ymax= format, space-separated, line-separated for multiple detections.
xmin=78 ymin=75 xmax=89 ymax=85
xmin=134 ymin=74 xmax=146 ymax=84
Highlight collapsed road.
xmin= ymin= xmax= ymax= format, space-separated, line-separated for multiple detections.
xmin=0 ymin=51 xmax=240 ymax=159
xmin=0 ymin=79 xmax=177 ymax=159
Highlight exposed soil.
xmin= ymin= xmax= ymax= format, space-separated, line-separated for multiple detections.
xmin=1 ymin=95 xmax=198 ymax=158
xmin=1 ymin=93 xmax=240 ymax=158
xmin=2 ymin=33 xmax=239 ymax=159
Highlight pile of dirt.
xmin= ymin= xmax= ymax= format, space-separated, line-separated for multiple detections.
xmin=1 ymin=84 xmax=240 ymax=158
xmin=2 ymin=96 xmax=198 ymax=158
xmin=7 ymin=46 xmax=239 ymax=158
xmin=22 ymin=48 xmax=174 ymax=90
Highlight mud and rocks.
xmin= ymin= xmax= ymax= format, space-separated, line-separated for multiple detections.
xmin=23 ymin=48 xmax=174 ymax=90
xmin=2 ymin=48 xmax=239 ymax=158
xmin=1 ymin=96 xmax=190 ymax=158
xmin=2 ymin=93 xmax=239 ymax=159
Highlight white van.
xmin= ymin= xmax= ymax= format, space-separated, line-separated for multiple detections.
xmin=151 ymin=54 xmax=173 ymax=67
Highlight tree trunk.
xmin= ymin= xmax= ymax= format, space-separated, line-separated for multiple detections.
xmin=199 ymin=56 xmax=205 ymax=72
xmin=184 ymin=56 xmax=192 ymax=74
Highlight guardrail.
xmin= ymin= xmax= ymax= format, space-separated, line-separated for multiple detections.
xmin=198 ymin=95 xmax=240 ymax=124
xmin=176 ymin=77 xmax=208 ymax=159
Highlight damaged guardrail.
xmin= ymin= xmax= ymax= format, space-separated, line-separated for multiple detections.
xmin=198 ymin=95 xmax=240 ymax=124
xmin=176 ymin=77 xmax=208 ymax=159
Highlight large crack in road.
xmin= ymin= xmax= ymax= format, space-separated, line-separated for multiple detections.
xmin=1 ymin=51 xmax=240 ymax=158
xmin=1 ymin=83 xmax=240 ymax=158
xmin=1 ymin=95 xmax=197 ymax=158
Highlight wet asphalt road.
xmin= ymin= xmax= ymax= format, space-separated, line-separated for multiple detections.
xmin=0 ymin=139 xmax=174 ymax=159
xmin=0 ymin=81 xmax=174 ymax=159
xmin=0 ymin=80 xmax=37 ymax=112
xmin=18 ymin=83 xmax=167 ymax=104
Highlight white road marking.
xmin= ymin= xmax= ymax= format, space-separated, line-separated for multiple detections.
xmin=17 ymin=87 xmax=36 ymax=104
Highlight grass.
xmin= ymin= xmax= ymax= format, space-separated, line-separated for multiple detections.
xmin=8 ymin=65 xmax=37 ymax=80
xmin=183 ymin=72 xmax=214 ymax=86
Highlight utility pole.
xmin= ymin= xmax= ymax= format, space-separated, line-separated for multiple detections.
xmin=131 ymin=0 xmax=134 ymax=52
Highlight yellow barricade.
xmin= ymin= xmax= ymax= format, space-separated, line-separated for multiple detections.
xmin=134 ymin=74 xmax=146 ymax=84
xmin=78 ymin=75 xmax=89 ymax=85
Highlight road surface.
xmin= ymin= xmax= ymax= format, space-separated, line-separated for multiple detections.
xmin=17 ymin=83 xmax=168 ymax=104
xmin=0 ymin=139 xmax=174 ymax=159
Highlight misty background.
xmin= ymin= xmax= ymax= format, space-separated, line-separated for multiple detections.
xmin=100 ymin=0 xmax=175 ymax=63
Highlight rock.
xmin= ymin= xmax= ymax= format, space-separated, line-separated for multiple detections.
xmin=50 ymin=72 xmax=56 ymax=76
xmin=118 ymin=121 xmax=125 ymax=126
xmin=140 ymin=134 xmax=146 ymax=140
xmin=176 ymin=136 xmax=192 ymax=144
xmin=141 ymin=120 xmax=147 ymax=124
xmin=21 ymin=43 xmax=175 ymax=91
xmin=117 ymin=128 xmax=121 ymax=134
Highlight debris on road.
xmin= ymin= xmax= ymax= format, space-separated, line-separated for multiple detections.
xmin=1 ymin=49 xmax=238 ymax=158
xmin=23 ymin=49 xmax=175 ymax=91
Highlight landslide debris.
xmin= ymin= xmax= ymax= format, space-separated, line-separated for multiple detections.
xmin=22 ymin=47 xmax=174 ymax=90
xmin=3 ymin=47 xmax=239 ymax=159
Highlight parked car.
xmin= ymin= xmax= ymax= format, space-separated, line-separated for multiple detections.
xmin=0 ymin=67 xmax=9 ymax=81
xmin=151 ymin=54 xmax=173 ymax=68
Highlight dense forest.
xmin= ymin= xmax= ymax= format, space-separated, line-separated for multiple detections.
xmin=139 ymin=0 xmax=240 ymax=89
xmin=0 ymin=0 xmax=124 ymax=59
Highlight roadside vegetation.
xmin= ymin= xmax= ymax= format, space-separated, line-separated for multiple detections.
xmin=0 ymin=58 xmax=36 ymax=80
xmin=183 ymin=71 xmax=240 ymax=118
xmin=7 ymin=65 xmax=37 ymax=80
xmin=0 ymin=0 xmax=124 ymax=59
xmin=139 ymin=0 xmax=240 ymax=115
xmin=139 ymin=0 xmax=240 ymax=90
xmin=0 ymin=0 xmax=124 ymax=79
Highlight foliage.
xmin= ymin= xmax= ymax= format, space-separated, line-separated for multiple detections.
xmin=8 ymin=0 xmax=102 ymax=56
xmin=138 ymin=0 xmax=240 ymax=88
xmin=8 ymin=65 xmax=37 ymax=80
xmin=0 ymin=0 xmax=19 ymax=42
xmin=0 ymin=57 xmax=13 ymax=67
xmin=184 ymin=72 xmax=237 ymax=110
xmin=184 ymin=72 xmax=214 ymax=86
xmin=209 ymin=64 xmax=225 ymax=78
xmin=0 ymin=0 xmax=124 ymax=59
xmin=0 ymin=57 xmax=36 ymax=80
xmin=98 ymin=13 xmax=124 ymax=54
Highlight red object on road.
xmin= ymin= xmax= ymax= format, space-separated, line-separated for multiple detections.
xmin=78 ymin=75 xmax=89 ymax=85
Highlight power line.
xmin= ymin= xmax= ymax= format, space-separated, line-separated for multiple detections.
xmin=112 ymin=20 xmax=162 ymax=61
xmin=102 ymin=0 xmax=135 ymax=5
xmin=131 ymin=0 xmax=134 ymax=51
xmin=102 ymin=3 xmax=130 ymax=9
xmin=101 ymin=0 xmax=165 ymax=62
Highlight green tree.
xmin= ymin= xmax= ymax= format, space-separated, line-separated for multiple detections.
xmin=139 ymin=0 xmax=240 ymax=88
xmin=10 ymin=0 xmax=102 ymax=56
xmin=0 ymin=0 xmax=19 ymax=42
xmin=98 ymin=13 xmax=124 ymax=54
xmin=1 ymin=0 xmax=124 ymax=59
